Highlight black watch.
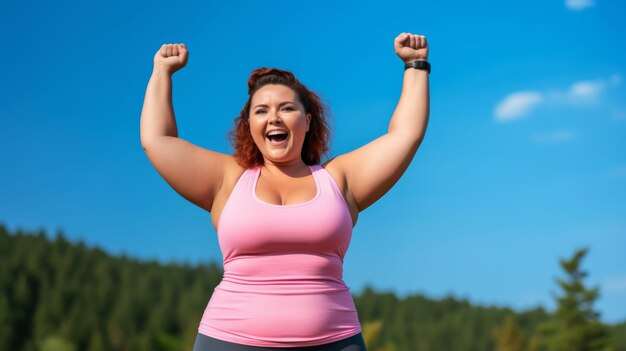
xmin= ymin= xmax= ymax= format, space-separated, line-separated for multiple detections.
xmin=404 ymin=60 xmax=431 ymax=74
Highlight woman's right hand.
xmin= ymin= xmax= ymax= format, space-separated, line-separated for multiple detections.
xmin=153 ymin=43 xmax=188 ymax=75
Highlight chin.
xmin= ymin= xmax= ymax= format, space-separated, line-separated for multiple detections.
xmin=265 ymin=152 xmax=299 ymax=164
xmin=263 ymin=145 xmax=292 ymax=158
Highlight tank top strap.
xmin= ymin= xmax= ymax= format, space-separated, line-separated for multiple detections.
xmin=216 ymin=167 xmax=258 ymax=232
xmin=236 ymin=166 xmax=259 ymax=193
xmin=310 ymin=164 xmax=346 ymax=202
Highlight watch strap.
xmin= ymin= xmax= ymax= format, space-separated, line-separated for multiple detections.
xmin=404 ymin=60 xmax=431 ymax=74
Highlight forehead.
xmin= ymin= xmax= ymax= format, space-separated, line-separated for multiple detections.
xmin=251 ymin=84 xmax=299 ymax=106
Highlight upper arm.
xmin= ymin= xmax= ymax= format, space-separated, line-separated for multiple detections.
xmin=330 ymin=132 xmax=423 ymax=212
xmin=142 ymin=136 xmax=236 ymax=212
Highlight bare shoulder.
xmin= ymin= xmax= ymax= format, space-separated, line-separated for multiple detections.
xmin=143 ymin=137 xmax=244 ymax=214
xmin=321 ymin=157 xmax=344 ymax=183
xmin=222 ymin=156 xmax=246 ymax=189
xmin=214 ymin=155 xmax=246 ymax=204
xmin=322 ymin=155 xmax=355 ymax=191
xmin=209 ymin=156 xmax=246 ymax=228
xmin=322 ymin=157 xmax=359 ymax=225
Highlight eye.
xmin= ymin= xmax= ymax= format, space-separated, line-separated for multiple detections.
xmin=282 ymin=106 xmax=294 ymax=111
xmin=255 ymin=109 xmax=266 ymax=114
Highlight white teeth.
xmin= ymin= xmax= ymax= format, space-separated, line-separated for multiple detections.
xmin=267 ymin=130 xmax=288 ymax=137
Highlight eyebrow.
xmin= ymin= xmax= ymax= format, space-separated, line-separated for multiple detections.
xmin=252 ymin=101 xmax=295 ymax=110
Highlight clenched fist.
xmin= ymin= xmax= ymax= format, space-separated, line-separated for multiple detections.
xmin=394 ymin=33 xmax=428 ymax=64
xmin=153 ymin=43 xmax=189 ymax=75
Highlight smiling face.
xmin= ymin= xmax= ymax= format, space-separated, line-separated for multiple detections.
xmin=249 ymin=84 xmax=311 ymax=166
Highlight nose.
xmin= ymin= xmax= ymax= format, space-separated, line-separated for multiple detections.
xmin=268 ymin=109 xmax=282 ymax=124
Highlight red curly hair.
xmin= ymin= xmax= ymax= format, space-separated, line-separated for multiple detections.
xmin=229 ymin=68 xmax=331 ymax=169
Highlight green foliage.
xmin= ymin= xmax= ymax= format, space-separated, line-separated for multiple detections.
xmin=610 ymin=322 xmax=626 ymax=351
xmin=39 ymin=335 xmax=76 ymax=351
xmin=1 ymin=224 xmax=624 ymax=351
xmin=354 ymin=286 xmax=552 ymax=351
xmin=490 ymin=314 xmax=543 ymax=351
xmin=492 ymin=315 xmax=524 ymax=351
xmin=538 ymin=247 xmax=613 ymax=351
xmin=0 ymin=224 xmax=221 ymax=351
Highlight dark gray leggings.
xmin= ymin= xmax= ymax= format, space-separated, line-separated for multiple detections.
xmin=192 ymin=332 xmax=368 ymax=351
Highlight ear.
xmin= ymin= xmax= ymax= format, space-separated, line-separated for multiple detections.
xmin=306 ymin=113 xmax=311 ymax=132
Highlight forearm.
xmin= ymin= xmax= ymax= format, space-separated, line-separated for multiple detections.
xmin=140 ymin=69 xmax=179 ymax=147
xmin=388 ymin=68 xmax=430 ymax=141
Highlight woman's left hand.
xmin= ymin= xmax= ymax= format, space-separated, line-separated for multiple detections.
xmin=394 ymin=32 xmax=429 ymax=63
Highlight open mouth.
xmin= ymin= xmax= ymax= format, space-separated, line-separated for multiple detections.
xmin=266 ymin=130 xmax=289 ymax=145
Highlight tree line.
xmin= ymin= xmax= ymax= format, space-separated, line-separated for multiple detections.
xmin=1 ymin=223 xmax=624 ymax=351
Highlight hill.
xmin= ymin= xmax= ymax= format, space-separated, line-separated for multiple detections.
xmin=1 ymin=223 xmax=624 ymax=351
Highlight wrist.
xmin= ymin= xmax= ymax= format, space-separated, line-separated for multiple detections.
xmin=404 ymin=60 xmax=430 ymax=74
xmin=152 ymin=66 xmax=173 ymax=77
xmin=404 ymin=58 xmax=428 ymax=63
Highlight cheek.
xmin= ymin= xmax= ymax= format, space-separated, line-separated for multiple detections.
xmin=297 ymin=121 xmax=309 ymax=136
xmin=248 ymin=120 xmax=261 ymax=137
xmin=250 ymin=129 xmax=263 ymax=144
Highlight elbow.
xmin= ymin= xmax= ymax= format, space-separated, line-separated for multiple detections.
xmin=140 ymin=135 xmax=161 ymax=151
xmin=388 ymin=130 xmax=425 ymax=147
xmin=409 ymin=134 xmax=425 ymax=152
xmin=140 ymin=135 xmax=151 ymax=151
xmin=387 ymin=116 xmax=429 ymax=142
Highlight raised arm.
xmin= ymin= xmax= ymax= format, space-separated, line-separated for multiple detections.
xmin=328 ymin=33 xmax=430 ymax=212
xmin=140 ymin=44 xmax=234 ymax=212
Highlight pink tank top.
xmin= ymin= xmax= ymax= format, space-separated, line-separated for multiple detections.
xmin=197 ymin=164 xmax=362 ymax=347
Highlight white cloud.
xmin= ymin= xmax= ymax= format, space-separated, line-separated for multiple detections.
xmin=530 ymin=129 xmax=576 ymax=144
xmin=602 ymin=274 xmax=626 ymax=294
xmin=494 ymin=73 xmax=621 ymax=122
xmin=494 ymin=91 xmax=544 ymax=122
xmin=569 ymin=79 xmax=605 ymax=102
xmin=565 ymin=0 xmax=595 ymax=11
xmin=546 ymin=79 xmax=606 ymax=106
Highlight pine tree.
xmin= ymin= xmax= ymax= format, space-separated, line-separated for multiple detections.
xmin=492 ymin=315 xmax=523 ymax=351
xmin=539 ymin=247 xmax=613 ymax=351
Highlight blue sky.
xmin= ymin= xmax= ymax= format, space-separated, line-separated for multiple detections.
xmin=2 ymin=0 xmax=625 ymax=323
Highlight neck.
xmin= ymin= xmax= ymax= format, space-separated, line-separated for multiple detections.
xmin=262 ymin=158 xmax=310 ymax=177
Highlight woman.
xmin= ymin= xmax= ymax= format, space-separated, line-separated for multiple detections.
xmin=140 ymin=32 xmax=430 ymax=351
